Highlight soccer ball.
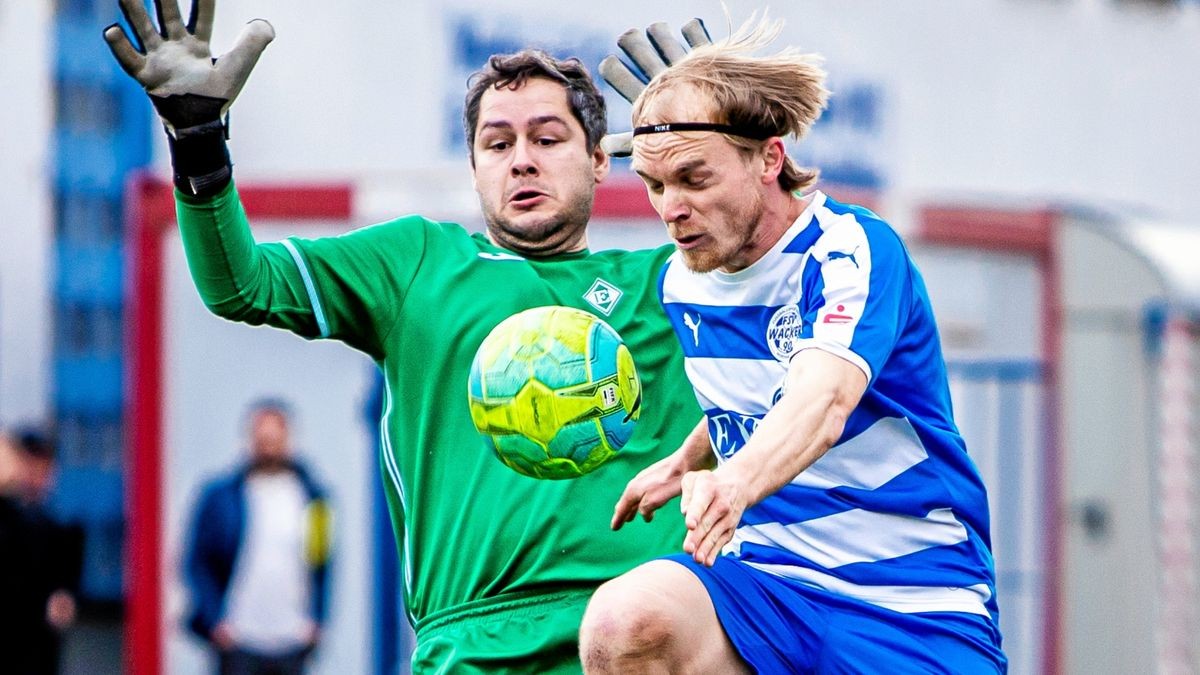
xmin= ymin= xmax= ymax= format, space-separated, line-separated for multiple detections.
xmin=467 ymin=305 xmax=642 ymax=480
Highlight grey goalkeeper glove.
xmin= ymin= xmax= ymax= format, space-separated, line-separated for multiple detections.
xmin=599 ymin=19 xmax=712 ymax=158
xmin=103 ymin=0 xmax=274 ymax=196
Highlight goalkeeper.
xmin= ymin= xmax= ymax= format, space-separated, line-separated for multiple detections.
xmin=103 ymin=0 xmax=706 ymax=672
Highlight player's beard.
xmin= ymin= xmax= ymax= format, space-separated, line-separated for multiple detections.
xmin=482 ymin=191 xmax=593 ymax=257
xmin=678 ymin=190 xmax=766 ymax=274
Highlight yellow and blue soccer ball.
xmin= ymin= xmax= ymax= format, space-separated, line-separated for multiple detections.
xmin=467 ymin=306 xmax=642 ymax=480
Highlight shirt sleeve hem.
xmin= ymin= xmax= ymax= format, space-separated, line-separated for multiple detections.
xmin=792 ymin=339 xmax=873 ymax=382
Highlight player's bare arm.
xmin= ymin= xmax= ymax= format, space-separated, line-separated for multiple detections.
xmin=680 ymin=349 xmax=867 ymax=566
xmin=610 ymin=418 xmax=714 ymax=530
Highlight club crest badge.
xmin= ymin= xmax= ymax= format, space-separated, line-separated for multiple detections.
xmin=766 ymin=304 xmax=803 ymax=361
xmin=583 ymin=278 xmax=623 ymax=316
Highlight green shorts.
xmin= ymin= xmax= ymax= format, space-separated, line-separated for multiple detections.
xmin=411 ymin=587 xmax=594 ymax=674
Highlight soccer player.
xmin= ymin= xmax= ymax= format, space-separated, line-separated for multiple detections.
xmin=579 ymin=15 xmax=1008 ymax=674
xmin=102 ymin=0 xmax=703 ymax=671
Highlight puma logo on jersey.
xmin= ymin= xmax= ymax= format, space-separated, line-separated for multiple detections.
xmin=826 ymin=246 xmax=860 ymax=268
xmin=683 ymin=312 xmax=702 ymax=346
xmin=478 ymin=251 xmax=526 ymax=261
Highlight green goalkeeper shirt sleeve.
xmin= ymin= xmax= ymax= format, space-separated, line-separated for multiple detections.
xmin=175 ymin=181 xmax=426 ymax=359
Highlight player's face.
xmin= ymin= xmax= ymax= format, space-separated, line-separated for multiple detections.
xmin=632 ymin=87 xmax=776 ymax=273
xmin=471 ymin=77 xmax=610 ymax=257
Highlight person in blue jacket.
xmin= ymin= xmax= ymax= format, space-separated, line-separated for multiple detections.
xmin=184 ymin=399 xmax=332 ymax=675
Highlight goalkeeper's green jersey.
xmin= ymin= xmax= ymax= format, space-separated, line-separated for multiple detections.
xmin=176 ymin=183 xmax=699 ymax=631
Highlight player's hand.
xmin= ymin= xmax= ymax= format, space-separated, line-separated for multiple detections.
xmin=599 ymin=18 xmax=713 ymax=157
xmin=103 ymin=0 xmax=274 ymax=137
xmin=611 ymin=455 xmax=688 ymax=530
xmin=680 ymin=469 xmax=746 ymax=567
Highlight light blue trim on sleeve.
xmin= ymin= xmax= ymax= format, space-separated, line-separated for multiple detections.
xmin=281 ymin=239 xmax=330 ymax=338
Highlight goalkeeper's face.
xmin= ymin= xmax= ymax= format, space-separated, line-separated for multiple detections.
xmin=472 ymin=77 xmax=610 ymax=257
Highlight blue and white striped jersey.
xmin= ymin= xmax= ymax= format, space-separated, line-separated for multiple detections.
xmin=659 ymin=191 xmax=998 ymax=619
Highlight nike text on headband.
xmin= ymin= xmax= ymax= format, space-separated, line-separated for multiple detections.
xmin=632 ymin=122 xmax=774 ymax=141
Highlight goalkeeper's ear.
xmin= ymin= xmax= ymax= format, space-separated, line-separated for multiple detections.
xmin=599 ymin=18 xmax=712 ymax=158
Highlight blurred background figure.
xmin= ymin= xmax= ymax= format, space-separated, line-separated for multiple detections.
xmin=0 ymin=427 xmax=84 ymax=675
xmin=183 ymin=400 xmax=333 ymax=675
xmin=0 ymin=430 xmax=41 ymax=673
xmin=10 ymin=426 xmax=84 ymax=675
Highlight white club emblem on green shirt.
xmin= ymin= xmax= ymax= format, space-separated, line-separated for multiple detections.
xmin=583 ymin=278 xmax=623 ymax=316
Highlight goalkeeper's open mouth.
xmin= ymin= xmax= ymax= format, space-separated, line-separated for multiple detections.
xmin=509 ymin=188 xmax=548 ymax=209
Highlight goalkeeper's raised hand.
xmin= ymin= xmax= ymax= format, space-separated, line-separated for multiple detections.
xmin=599 ymin=19 xmax=712 ymax=158
xmin=103 ymin=0 xmax=274 ymax=196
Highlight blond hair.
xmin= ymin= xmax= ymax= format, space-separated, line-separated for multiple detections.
xmin=632 ymin=12 xmax=829 ymax=192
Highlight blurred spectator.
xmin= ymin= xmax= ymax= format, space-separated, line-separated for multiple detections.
xmin=183 ymin=400 xmax=332 ymax=675
xmin=0 ymin=426 xmax=84 ymax=675
xmin=0 ymin=431 xmax=40 ymax=672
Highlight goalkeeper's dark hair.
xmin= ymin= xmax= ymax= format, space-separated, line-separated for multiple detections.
xmin=464 ymin=49 xmax=608 ymax=163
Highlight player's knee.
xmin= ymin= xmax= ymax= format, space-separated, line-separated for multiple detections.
xmin=581 ymin=578 xmax=676 ymax=670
